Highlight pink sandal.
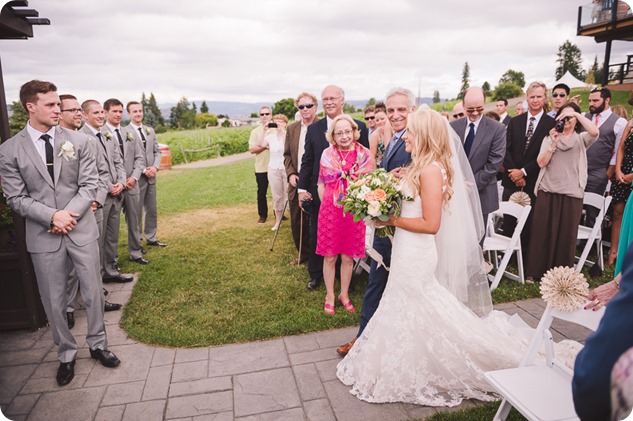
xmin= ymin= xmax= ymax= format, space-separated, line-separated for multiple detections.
xmin=324 ymin=302 xmax=335 ymax=315
xmin=338 ymin=296 xmax=356 ymax=313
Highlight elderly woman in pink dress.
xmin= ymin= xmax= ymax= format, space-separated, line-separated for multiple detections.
xmin=317 ymin=114 xmax=372 ymax=315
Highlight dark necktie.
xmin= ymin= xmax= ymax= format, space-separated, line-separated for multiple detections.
xmin=464 ymin=122 xmax=475 ymax=156
xmin=383 ymin=133 xmax=400 ymax=165
xmin=524 ymin=117 xmax=535 ymax=153
xmin=96 ymin=132 xmax=107 ymax=153
xmin=115 ymin=128 xmax=124 ymax=157
xmin=41 ymin=134 xmax=54 ymax=182
xmin=138 ymin=127 xmax=147 ymax=149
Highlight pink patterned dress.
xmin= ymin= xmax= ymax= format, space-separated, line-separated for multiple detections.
xmin=316 ymin=143 xmax=371 ymax=257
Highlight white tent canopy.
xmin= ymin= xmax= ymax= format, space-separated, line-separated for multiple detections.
xmin=555 ymin=70 xmax=593 ymax=89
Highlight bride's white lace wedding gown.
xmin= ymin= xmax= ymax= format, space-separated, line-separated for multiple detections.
xmin=336 ymin=180 xmax=579 ymax=407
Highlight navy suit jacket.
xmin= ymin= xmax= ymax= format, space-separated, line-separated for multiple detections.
xmin=297 ymin=116 xmax=369 ymax=209
xmin=572 ymin=242 xmax=633 ymax=420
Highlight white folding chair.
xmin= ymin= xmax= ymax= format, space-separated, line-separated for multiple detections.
xmin=484 ymin=202 xmax=532 ymax=291
xmin=353 ymin=224 xmax=389 ymax=274
xmin=575 ymin=193 xmax=612 ymax=272
xmin=485 ymin=303 xmax=606 ymax=421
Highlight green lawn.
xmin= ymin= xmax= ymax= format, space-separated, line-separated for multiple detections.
xmin=118 ymin=157 xmax=614 ymax=348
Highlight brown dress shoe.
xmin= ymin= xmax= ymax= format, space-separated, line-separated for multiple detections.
xmin=336 ymin=338 xmax=357 ymax=356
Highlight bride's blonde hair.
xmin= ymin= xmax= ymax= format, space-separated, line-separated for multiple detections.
xmin=404 ymin=108 xmax=454 ymax=205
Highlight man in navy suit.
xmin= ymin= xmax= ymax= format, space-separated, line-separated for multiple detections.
xmin=298 ymin=85 xmax=369 ymax=291
xmin=337 ymin=87 xmax=415 ymax=356
xmin=573 ymin=242 xmax=633 ymax=420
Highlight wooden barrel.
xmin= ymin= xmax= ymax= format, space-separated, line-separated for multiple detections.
xmin=158 ymin=143 xmax=172 ymax=170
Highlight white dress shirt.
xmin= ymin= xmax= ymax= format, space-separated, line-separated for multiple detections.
xmin=26 ymin=122 xmax=56 ymax=165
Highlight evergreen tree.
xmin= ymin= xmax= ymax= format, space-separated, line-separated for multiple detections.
xmin=169 ymin=96 xmax=196 ymax=129
xmin=365 ymin=98 xmax=376 ymax=107
xmin=147 ymin=93 xmax=165 ymax=126
xmin=141 ymin=92 xmax=149 ymax=109
xmin=586 ymin=55 xmax=603 ymax=85
xmin=432 ymin=90 xmax=440 ymax=104
xmin=555 ymin=40 xmax=585 ymax=80
xmin=457 ymin=62 xmax=470 ymax=100
xmin=192 ymin=102 xmax=197 ymax=113
xmin=200 ymin=100 xmax=209 ymax=114
xmin=9 ymin=101 xmax=28 ymax=136
xmin=482 ymin=81 xmax=492 ymax=98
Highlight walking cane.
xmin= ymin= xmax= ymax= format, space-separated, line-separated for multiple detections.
xmin=270 ymin=199 xmax=289 ymax=251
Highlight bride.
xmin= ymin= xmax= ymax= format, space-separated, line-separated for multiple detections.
xmin=336 ymin=107 xmax=574 ymax=406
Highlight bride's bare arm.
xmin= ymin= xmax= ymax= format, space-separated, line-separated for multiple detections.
xmin=385 ymin=165 xmax=443 ymax=234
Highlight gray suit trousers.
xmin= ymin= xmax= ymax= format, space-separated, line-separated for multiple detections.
xmin=138 ymin=176 xmax=158 ymax=243
xmin=102 ymin=195 xmax=123 ymax=278
xmin=31 ymin=237 xmax=106 ymax=363
xmin=123 ymin=189 xmax=142 ymax=259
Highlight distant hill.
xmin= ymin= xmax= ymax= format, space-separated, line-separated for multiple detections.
xmin=159 ymin=98 xmax=436 ymax=119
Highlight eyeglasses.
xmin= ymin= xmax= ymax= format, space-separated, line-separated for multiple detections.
xmin=322 ymin=96 xmax=341 ymax=103
xmin=453 ymin=113 xmax=464 ymax=119
xmin=61 ymin=108 xmax=82 ymax=114
xmin=260 ymin=112 xmax=271 ymax=116
xmin=297 ymin=104 xmax=315 ymax=110
xmin=333 ymin=129 xmax=353 ymax=137
xmin=465 ymin=107 xmax=484 ymax=114
xmin=552 ymin=93 xmax=567 ymax=98
xmin=365 ymin=116 xmax=375 ymax=120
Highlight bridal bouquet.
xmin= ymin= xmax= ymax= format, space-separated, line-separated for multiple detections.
xmin=340 ymin=169 xmax=411 ymax=237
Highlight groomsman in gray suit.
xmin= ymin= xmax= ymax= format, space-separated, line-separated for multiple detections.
xmin=451 ymin=87 xmax=506 ymax=226
xmin=124 ymin=101 xmax=167 ymax=248
xmin=59 ymin=95 xmax=121 ymax=329
xmin=0 ymin=80 xmax=120 ymax=386
xmin=102 ymin=99 xmax=148 ymax=265
xmin=81 ymin=100 xmax=132 ymax=283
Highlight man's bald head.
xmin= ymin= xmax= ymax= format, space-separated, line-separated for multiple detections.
xmin=463 ymin=87 xmax=485 ymax=122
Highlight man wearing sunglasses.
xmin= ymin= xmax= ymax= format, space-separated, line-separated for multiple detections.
xmin=451 ymin=87 xmax=506 ymax=227
xmin=451 ymin=102 xmax=465 ymax=121
xmin=248 ymin=106 xmax=274 ymax=224
xmin=363 ymin=105 xmax=377 ymax=136
xmin=284 ymin=93 xmax=318 ymax=265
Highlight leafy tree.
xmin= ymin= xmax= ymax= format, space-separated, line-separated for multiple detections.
xmin=432 ymin=90 xmax=440 ymax=104
xmin=498 ymin=70 xmax=525 ymax=89
xmin=221 ymin=119 xmax=231 ymax=128
xmin=343 ymin=103 xmax=356 ymax=114
xmin=200 ymin=100 xmax=209 ymax=114
xmin=457 ymin=62 xmax=470 ymax=100
xmin=194 ymin=112 xmax=218 ymax=128
xmin=9 ymin=101 xmax=28 ymax=136
xmin=555 ymin=40 xmax=585 ymax=80
xmin=493 ymin=82 xmax=524 ymax=101
xmin=169 ymin=96 xmax=196 ymax=129
xmin=365 ymin=97 xmax=376 ymax=107
xmin=272 ymin=98 xmax=296 ymax=120
xmin=482 ymin=81 xmax=492 ymax=98
xmin=250 ymin=112 xmax=259 ymax=118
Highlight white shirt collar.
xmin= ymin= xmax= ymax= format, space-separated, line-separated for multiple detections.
xmin=26 ymin=121 xmax=55 ymax=144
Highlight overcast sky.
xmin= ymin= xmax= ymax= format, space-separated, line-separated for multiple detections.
xmin=1 ymin=0 xmax=631 ymax=106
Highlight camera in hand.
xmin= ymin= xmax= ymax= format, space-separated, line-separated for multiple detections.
xmin=300 ymin=197 xmax=314 ymax=214
xmin=555 ymin=116 xmax=570 ymax=133
xmin=268 ymin=122 xmax=278 ymax=128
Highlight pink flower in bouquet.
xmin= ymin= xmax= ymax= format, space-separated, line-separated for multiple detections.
xmin=373 ymin=188 xmax=387 ymax=202
xmin=364 ymin=192 xmax=376 ymax=202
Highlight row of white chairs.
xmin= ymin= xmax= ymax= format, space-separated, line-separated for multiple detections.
xmin=485 ymin=192 xmax=612 ymax=291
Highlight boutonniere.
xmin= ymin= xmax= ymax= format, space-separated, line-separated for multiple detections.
xmin=126 ymin=132 xmax=134 ymax=142
xmin=58 ymin=140 xmax=76 ymax=161
xmin=145 ymin=128 xmax=151 ymax=136
xmin=103 ymin=131 xmax=113 ymax=140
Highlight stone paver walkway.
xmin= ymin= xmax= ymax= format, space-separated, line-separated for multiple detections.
xmin=0 ymin=278 xmax=594 ymax=421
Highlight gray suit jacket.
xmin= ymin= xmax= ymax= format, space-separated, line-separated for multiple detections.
xmin=78 ymin=125 xmax=110 ymax=207
xmin=450 ymin=116 xmax=506 ymax=215
xmin=0 ymin=125 xmax=99 ymax=253
xmin=123 ymin=124 xmax=162 ymax=185
xmin=102 ymin=124 xmax=144 ymax=195
xmin=81 ymin=125 xmax=126 ymax=196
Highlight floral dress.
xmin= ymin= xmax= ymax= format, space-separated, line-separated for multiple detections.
xmin=611 ymin=129 xmax=633 ymax=204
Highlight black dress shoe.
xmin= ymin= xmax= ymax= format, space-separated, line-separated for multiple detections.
xmin=141 ymin=247 xmax=147 ymax=254
xmin=56 ymin=361 xmax=75 ymax=386
xmin=90 ymin=348 xmax=121 ymax=368
xmin=66 ymin=312 xmax=75 ymax=330
xmin=147 ymin=240 xmax=167 ymax=247
xmin=103 ymin=288 xmax=109 ymax=296
xmin=130 ymin=257 xmax=150 ymax=265
xmin=307 ymin=278 xmax=320 ymax=291
xmin=103 ymin=274 xmax=133 ymax=283
xmin=104 ymin=301 xmax=122 ymax=312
